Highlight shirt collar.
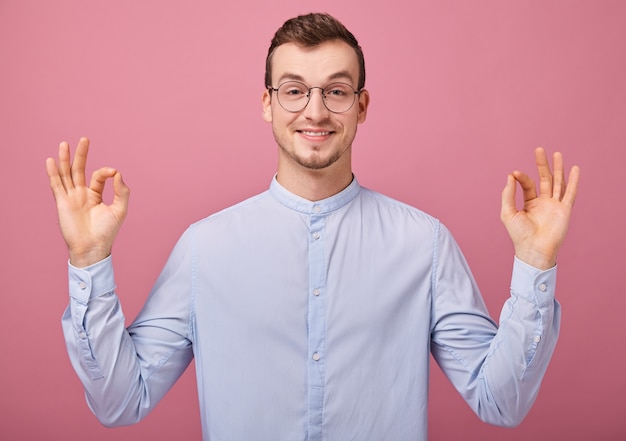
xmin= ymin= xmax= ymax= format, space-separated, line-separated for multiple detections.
xmin=269 ymin=175 xmax=361 ymax=215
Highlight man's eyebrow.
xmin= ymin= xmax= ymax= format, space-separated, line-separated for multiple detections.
xmin=276 ymin=70 xmax=356 ymax=85
xmin=276 ymin=73 xmax=306 ymax=84
xmin=327 ymin=70 xmax=355 ymax=83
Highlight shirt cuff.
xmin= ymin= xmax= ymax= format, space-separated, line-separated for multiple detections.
xmin=68 ymin=255 xmax=116 ymax=304
xmin=510 ymin=256 xmax=557 ymax=307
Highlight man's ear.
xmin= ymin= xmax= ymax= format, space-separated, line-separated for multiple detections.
xmin=357 ymin=89 xmax=370 ymax=124
xmin=262 ymin=89 xmax=273 ymax=123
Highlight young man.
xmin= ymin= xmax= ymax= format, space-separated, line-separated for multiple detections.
xmin=46 ymin=13 xmax=579 ymax=441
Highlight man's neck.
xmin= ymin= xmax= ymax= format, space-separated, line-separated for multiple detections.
xmin=276 ymin=166 xmax=353 ymax=202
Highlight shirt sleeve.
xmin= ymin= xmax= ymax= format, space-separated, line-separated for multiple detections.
xmin=61 ymin=229 xmax=195 ymax=427
xmin=430 ymin=224 xmax=560 ymax=427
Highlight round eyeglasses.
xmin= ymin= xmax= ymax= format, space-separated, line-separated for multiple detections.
xmin=267 ymin=81 xmax=361 ymax=114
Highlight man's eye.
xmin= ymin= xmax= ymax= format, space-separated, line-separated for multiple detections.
xmin=285 ymin=89 xmax=305 ymax=95
xmin=327 ymin=88 xmax=347 ymax=96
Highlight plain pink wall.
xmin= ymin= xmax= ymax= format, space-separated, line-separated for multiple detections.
xmin=1 ymin=0 xmax=624 ymax=440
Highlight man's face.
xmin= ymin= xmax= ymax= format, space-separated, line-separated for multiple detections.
xmin=262 ymin=40 xmax=369 ymax=173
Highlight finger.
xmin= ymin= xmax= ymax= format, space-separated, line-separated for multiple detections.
xmin=45 ymin=156 xmax=66 ymax=199
xmin=551 ymin=151 xmax=565 ymax=200
xmin=535 ymin=147 xmax=553 ymax=197
xmin=500 ymin=173 xmax=518 ymax=222
xmin=70 ymin=137 xmax=90 ymax=188
xmin=89 ymin=167 xmax=117 ymax=197
xmin=512 ymin=170 xmax=537 ymax=202
xmin=58 ymin=141 xmax=74 ymax=190
xmin=561 ymin=165 xmax=580 ymax=207
xmin=111 ymin=172 xmax=131 ymax=220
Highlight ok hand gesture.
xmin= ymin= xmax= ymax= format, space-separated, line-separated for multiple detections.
xmin=46 ymin=137 xmax=130 ymax=268
xmin=500 ymin=148 xmax=580 ymax=270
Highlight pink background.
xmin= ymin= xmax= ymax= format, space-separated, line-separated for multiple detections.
xmin=1 ymin=1 xmax=624 ymax=440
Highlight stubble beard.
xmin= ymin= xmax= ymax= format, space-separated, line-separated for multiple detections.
xmin=280 ymin=145 xmax=343 ymax=170
xmin=273 ymin=126 xmax=352 ymax=171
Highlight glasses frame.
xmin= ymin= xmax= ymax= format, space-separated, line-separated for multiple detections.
xmin=267 ymin=81 xmax=362 ymax=114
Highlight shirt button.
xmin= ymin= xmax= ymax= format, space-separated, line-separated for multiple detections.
xmin=533 ymin=335 xmax=542 ymax=343
xmin=312 ymin=232 xmax=320 ymax=240
xmin=314 ymin=205 xmax=321 ymax=213
xmin=78 ymin=282 xmax=87 ymax=290
xmin=538 ymin=283 xmax=547 ymax=292
xmin=312 ymin=352 xmax=321 ymax=361
xmin=313 ymin=289 xmax=320 ymax=296
xmin=78 ymin=332 xmax=87 ymax=339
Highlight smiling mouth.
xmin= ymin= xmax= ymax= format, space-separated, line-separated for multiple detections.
xmin=298 ymin=130 xmax=333 ymax=137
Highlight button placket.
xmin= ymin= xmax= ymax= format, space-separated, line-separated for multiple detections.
xmin=307 ymin=205 xmax=327 ymax=439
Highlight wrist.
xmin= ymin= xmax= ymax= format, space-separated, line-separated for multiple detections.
xmin=68 ymin=247 xmax=111 ymax=268
xmin=514 ymin=249 xmax=556 ymax=271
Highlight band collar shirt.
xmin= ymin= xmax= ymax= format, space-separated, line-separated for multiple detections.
xmin=64 ymin=176 xmax=559 ymax=441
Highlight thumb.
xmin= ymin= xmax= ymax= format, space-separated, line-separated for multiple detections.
xmin=500 ymin=173 xmax=517 ymax=223
xmin=111 ymin=172 xmax=130 ymax=220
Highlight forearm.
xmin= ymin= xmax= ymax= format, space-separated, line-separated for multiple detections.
xmin=62 ymin=256 xmax=192 ymax=427
xmin=480 ymin=258 xmax=560 ymax=425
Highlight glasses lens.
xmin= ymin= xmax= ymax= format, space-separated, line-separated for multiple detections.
xmin=276 ymin=81 xmax=309 ymax=112
xmin=323 ymin=83 xmax=356 ymax=113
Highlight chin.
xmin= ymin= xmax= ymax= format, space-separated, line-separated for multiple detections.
xmin=295 ymin=155 xmax=339 ymax=170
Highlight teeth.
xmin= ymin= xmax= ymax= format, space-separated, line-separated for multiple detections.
xmin=301 ymin=131 xmax=330 ymax=136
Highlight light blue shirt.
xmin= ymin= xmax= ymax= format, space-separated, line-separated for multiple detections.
xmin=63 ymin=177 xmax=560 ymax=441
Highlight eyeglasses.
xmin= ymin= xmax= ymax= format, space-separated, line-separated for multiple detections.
xmin=267 ymin=81 xmax=361 ymax=114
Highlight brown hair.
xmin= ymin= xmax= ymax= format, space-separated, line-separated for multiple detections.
xmin=265 ymin=13 xmax=366 ymax=90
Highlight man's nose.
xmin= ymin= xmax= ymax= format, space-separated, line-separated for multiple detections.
xmin=303 ymin=88 xmax=330 ymax=117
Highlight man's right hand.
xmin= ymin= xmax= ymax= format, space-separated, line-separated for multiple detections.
xmin=46 ymin=137 xmax=130 ymax=268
